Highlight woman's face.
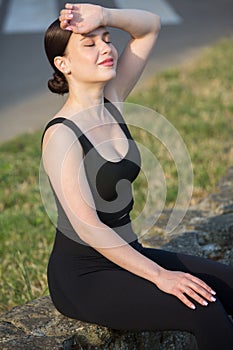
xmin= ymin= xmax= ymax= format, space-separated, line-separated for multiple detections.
xmin=64 ymin=27 xmax=118 ymax=84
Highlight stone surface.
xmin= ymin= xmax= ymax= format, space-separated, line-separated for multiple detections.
xmin=193 ymin=167 xmax=233 ymax=215
xmin=0 ymin=167 xmax=232 ymax=349
xmin=141 ymin=167 xmax=233 ymax=267
xmin=0 ymin=296 xmax=197 ymax=350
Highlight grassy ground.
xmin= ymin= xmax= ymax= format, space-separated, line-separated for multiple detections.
xmin=0 ymin=38 xmax=232 ymax=313
xmin=129 ymin=38 xmax=233 ymax=210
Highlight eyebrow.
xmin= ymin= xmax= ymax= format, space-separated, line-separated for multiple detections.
xmin=80 ymin=31 xmax=110 ymax=41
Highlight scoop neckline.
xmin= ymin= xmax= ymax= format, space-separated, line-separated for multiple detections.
xmin=45 ymin=99 xmax=131 ymax=164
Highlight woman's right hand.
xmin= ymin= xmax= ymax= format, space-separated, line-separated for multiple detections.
xmin=155 ymin=268 xmax=216 ymax=309
xmin=59 ymin=3 xmax=104 ymax=34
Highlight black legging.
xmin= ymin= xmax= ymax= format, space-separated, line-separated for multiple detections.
xmin=48 ymin=246 xmax=233 ymax=349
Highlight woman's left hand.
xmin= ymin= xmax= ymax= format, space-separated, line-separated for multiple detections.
xmin=59 ymin=3 xmax=104 ymax=34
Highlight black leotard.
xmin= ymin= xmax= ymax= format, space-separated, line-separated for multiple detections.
xmin=42 ymin=99 xmax=233 ymax=350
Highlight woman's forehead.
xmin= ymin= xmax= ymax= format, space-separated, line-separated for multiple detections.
xmin=67 ymin=27 xmax=109 ymax=50
xmin=78 ymin=26 xmax=108 ymax=40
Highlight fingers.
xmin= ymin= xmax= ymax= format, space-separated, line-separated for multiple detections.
xmin=60 ymin=10 xmax=73 ymax=18
xmin=59 ymin=14 xmax=73 ymax=24
xmin=62 ymin=3 xmax=79 ymax=15
xmin=177 ymin=291 xmax=196 ymax=310
xmin=183 ymin=286 xmax=209 ymax=308
xmin=179 ymin=274 xmax=217 ymax=309
xmin=59 ymin=3 xmax=102 ymax=34
xmin=157 ymin=270 xmax=217 ymax=311
xmin=65 ymin=3 xmax=79 ymax=11
xmin=59 ymin=10 xmax=79 ymax=32
xmin=65 ymin=3 xmax=73 ymax=10
xmin=189 ymin=274 xmax=216 ymax=296
xmin=187 ymin=275 xmax=216 ymax=305
xmin=59 ymin=5 xmax=83 ymax=32
xmin=59 ymin=9 xmax=72 ymax=30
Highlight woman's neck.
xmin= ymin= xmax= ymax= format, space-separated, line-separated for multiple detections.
xmin=65 ymin=81 xmax=106 ymax=112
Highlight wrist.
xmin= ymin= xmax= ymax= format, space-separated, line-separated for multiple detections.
xmin=150 ymin=266 xmax=166 ymax=285
xmin=101 ymin=7 xmax=109 ymax=27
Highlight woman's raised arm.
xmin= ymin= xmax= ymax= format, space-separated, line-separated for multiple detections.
xmin=59 ymin=3 xmax=161 ymax=100
xmin=102 ymin=7 xmax=161 ymax=100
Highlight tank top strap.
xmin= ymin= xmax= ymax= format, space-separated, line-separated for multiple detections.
xmin=41 ymin=117 xmax=93 ymax=154
xmin=104 ymin=97 xmax=132 ymax=139
xmin=104 ymin=97 xmax=123 ymax=123
xmin=41 ymin=98 xmax=130 ymax=153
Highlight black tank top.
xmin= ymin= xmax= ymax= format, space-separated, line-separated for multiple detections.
xmin=41 ymin=98 xmax=142 ymax=258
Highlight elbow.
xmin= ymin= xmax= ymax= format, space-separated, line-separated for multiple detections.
xmin=144 ymin=13 xmax=161 ymax=41
xmin=73 ymin=218 xmax=108 ymax=247
xmin=153 ymin=14 xmax=161 ymax=34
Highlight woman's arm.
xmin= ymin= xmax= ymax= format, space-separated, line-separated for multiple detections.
xmin=59 ymin=3 xmax=161 ymax=100
xmin=42 ymin=124 xmax=216 ymax=310
xmin=103 ymin=7 xmax=160 ymax=100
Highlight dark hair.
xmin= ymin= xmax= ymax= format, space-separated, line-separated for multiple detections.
xmin=44 ymin=19 xmax=72 ymax=95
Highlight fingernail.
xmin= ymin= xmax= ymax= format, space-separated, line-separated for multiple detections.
xmin=68 ymin=14 xmax=73 ymax=18
xmin=211 ymin=296 xmax=216 ymax=302
xmin=191 ymin=305 xmax=196 ymax=310
xmin=203 ymin=301 xmax=208 ymax=306
xmin=211 ymin=290 xmax=216 ymax=295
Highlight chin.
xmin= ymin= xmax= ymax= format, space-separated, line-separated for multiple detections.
xmin=84 ymin=65 xmax=117 ymax=83
xmin=95 ymin=70 xmax=116 ymax=83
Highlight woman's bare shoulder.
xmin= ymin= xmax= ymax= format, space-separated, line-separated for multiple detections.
xmin=42 ymin=112 xmax=80 ymax=155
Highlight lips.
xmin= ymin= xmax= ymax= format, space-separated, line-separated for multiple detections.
xmin=98 ymin=58 xmax=114 ymax=66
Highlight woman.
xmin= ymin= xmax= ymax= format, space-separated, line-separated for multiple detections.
xmin=42 ymin=3 xmax=233 ymax=349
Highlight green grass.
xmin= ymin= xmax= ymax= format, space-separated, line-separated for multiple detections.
xmin=130 ymin=38 xmax=233 ymax=214
xmin=0 ymin=38 xmax=233 ymax=312
xmin=0 ymin=133 xmax=54 ymax=312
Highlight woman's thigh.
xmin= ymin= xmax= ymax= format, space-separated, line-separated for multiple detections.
xmin=76 ymin=267 xmax=233 ymax=349
xmin=48 ymin=248 xmax=233 ymax=349
xmin=140 ymin=247 xmax=233 ymax=315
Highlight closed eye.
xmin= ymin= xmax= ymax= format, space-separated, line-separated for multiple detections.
xmin=103 ymin=33 xmax=112 ymax=44
xmin=84 ymin=41 xmax=111 ymax=47
xmin=84 ymin=43 xmax=95 ymax=47
xmin=82 ymin=32 xmax=112 ymax=47
xmin=82 ymin=38 xmax=95 ymax=47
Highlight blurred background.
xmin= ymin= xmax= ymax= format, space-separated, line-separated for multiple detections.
xmin=0 ymin=0 xmax=232 ymax=142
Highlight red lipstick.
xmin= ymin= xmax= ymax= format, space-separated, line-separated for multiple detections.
xmin=98 ymin=58 xmax=114 ymax=66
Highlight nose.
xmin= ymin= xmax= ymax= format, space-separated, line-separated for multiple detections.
xmin=100 ymin=41 xmax=111 ymax=55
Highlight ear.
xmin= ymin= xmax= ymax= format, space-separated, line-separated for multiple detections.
xmin=54 ymin=56 xmax=71 ymax=75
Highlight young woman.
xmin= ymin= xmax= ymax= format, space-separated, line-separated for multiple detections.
xmin=42 ymin=3 xmax=233 ymax=349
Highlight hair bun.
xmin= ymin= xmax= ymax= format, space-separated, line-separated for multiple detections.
xmin=48 ymin=71 xmax=69 ymax=95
